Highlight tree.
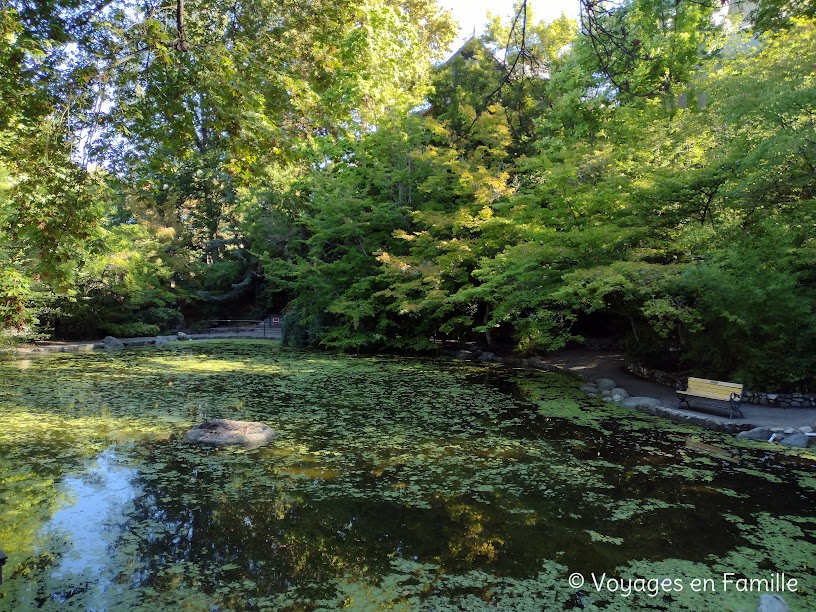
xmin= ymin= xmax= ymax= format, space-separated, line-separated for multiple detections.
xmin=1 ymin=0 xmax=456 ymax=335
xmin=1 ymin=1 xmax=110 ymax=334
xmin=750 ymin=0 xmax=816 ymax=33
xmin=579 ymin=0 xmax=722 ymax=99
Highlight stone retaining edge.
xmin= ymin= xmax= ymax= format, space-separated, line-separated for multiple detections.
xmin=3 ymin=334 xmax=279 ymax=354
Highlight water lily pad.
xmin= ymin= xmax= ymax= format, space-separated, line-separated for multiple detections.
xmin=0 ymin=341 xmax=813 ymax=611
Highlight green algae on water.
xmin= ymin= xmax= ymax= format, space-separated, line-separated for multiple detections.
xmin=0 ymin=340 xmax=814 ymax=610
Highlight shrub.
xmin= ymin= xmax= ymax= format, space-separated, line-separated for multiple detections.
xmin=100 ymin=322 xmax=161 ymax=338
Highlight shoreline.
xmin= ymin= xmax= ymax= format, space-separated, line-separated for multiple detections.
xmin=5 ymin=336 xmax=815 ymax=437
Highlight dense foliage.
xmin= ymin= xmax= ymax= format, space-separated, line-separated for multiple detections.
xmin=2 ymin=0 xmax=814 ymax=389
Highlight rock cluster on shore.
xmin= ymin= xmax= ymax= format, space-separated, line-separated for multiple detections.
xmin=581 ymin=377 xmax=814 ymax=449
xmin=736 ymin=427 xmax=813 ymax=448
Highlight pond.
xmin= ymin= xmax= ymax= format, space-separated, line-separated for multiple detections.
xmin=0 ymin=340 xmax=814 ymax=610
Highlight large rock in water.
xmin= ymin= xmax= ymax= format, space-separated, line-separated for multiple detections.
xmin=611 ymin=387 xmax=630 ymax=399
xmin=737 ymin=427 xmax=772 ymax=441
xmin=186 ymin=419 xmax=276 ymax=449
xmin=757 ymin=594 xmax=789 ymax=612
xmin=595 ymin=378 xmax=617 ymax=391
xmin=779 ymin=433 xmax=811 ymax=448
xmin=103 ymin=336 xmax=125 ymax=349
xmin=621 ymin=396 xmax=662 ymax=409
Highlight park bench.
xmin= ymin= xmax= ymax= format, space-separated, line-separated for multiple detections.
xmin=676 ymin=377 xmax=745 ymax=419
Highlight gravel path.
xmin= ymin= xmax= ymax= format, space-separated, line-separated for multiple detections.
xmin=540 ymin=349 xmax=816 ymax=431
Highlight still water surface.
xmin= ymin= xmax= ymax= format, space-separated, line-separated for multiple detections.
xmin=0 ymin=340 xmax=814 ymax=610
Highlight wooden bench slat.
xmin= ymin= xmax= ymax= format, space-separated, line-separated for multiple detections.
xmin=687 ymin=380 xmax=742 ymax=390
xmin=687 ymin=380 xmax=741 ymax=390
xmin=687 ymin=386 xmax=742 ymax=395
xmin=687 ymin=381 xmax=738 ymax=390
xmin=678 ymin=376 xmax=744 ymax=418
xmin=685 ymin=390 xmax=736 ymax=401
xmin=687 ymin=377 xmax=742 ymax=390
xmin=686 ymin=382 xmax=741 ymax=393
xmin=686 ymin=387 xmax=737 ymax=396
xmin=688 ymin=377 xmax=741 ymax=384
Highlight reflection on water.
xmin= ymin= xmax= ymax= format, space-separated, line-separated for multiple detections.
xmin=46 ymin=448 xmax=138 ymax=579
xmin=0 ymin=341 xmax=814 ymax=610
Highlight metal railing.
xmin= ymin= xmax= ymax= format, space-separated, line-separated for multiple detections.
xmin=204 ymin=316 xmax=282 ymax=338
